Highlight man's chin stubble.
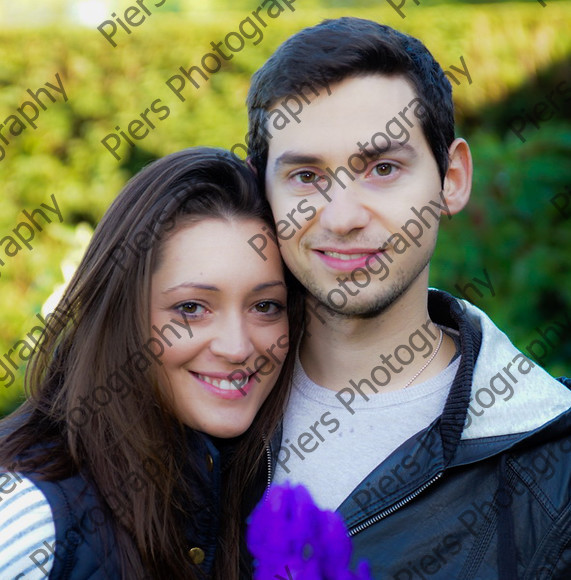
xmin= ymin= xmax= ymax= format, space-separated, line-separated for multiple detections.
xmin=301 ymin=254 xmax=431 ymax=321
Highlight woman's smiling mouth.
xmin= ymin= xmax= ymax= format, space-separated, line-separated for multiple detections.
xmin=190 ymin=370 xmax=256 ymax=399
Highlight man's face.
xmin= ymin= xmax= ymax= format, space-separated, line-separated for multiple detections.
xmin=264 ymin=74 xmax=447 ymax=317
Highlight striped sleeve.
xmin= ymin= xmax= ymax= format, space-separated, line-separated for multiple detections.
xmin=0 ymin=473 xmax=56 ymax=579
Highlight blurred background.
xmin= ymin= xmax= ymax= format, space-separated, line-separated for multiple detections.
xmin=0 ymin=0 xmax=570 ymax=416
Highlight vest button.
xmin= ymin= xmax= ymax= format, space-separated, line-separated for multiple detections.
xmin=188 ymin=547 xmax=205 ymax=564
xmin=206 ymin=453 xmax=214 ymax=472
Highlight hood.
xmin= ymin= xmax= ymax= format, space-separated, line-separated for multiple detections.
xmin=426 ymin=289 xmax=571 ymax=469
xmin=459 ymin=299 xmax=571 ymax=440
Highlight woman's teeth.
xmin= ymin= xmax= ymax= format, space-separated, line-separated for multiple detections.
xmin=196 ymin=373 xmax=248 ymax=390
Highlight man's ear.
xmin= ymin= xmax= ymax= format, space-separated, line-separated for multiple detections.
xmin=441 ymin=138 xmax=472 ymax=216
xmin=246 ymin=156 xmax=258 ymax=176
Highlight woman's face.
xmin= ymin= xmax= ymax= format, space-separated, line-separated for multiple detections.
xmin=150 ymin=218 xmax=288 ymax=438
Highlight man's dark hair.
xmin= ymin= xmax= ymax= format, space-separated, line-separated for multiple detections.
xmin=247 ymin=17 xmax=455 ymax=184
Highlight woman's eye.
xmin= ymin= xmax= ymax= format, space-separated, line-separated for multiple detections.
xmin=177 ymin=302 xmax=206 ymax=317
xmin=373 ymin=162 xmax=394 ymax=176
xmin=254 ymin=301 xmax=283 ymax=315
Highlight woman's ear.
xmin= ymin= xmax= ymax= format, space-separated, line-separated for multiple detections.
xmin=441 ymin=138 xmax=473 ymax=216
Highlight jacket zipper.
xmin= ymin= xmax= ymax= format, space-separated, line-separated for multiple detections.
xmin=264 ymin=442 xmax=272 ymax=499
xmin=348 ymin=472 xmax=443 ymax=537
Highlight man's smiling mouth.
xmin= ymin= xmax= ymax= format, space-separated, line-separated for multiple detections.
xmin=321 ymin=250 xmax=373 ymax=261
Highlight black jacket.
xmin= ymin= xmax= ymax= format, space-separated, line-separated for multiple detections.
xmin=267 ymin=290 xmax=571 ymax=579
xmin=3 ymin=427 xmax=224 ymax=579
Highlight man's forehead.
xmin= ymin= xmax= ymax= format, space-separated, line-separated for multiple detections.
xmin=268 ymin=75 xmax=417 ymax=130
xmin=264 ymin=75 xmax=425 ymax=165
xmin=267 ymin=73 xmax=416 ymax=114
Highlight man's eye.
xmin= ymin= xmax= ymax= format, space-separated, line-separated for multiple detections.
xmin=373 ymin=163 xmax=394 ymax=176
xmin=294 ymin=171 xmax=318 ymax=184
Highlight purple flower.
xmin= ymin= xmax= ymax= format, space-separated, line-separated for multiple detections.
xmin=247 ymin=482 xmax=372 ymax=580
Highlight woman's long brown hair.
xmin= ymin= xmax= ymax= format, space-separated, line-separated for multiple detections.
xmin=0 ymin=148 xmax=304 ymax=579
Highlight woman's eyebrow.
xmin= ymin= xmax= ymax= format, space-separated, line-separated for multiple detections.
xmin=163 ymin=282 xmax=219 ymax=294
xmin=162 ymin=280 xmax=286 ymax=294
xmin=252 ymin=281 xmax=287 ymax=292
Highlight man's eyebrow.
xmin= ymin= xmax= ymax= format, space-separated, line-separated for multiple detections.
xmin=273 ymin=142 xmax=417 ymax=172
xmin=360 ymin=141 xmax=418 ymax=160
xmin=273 ymin=152 xmax=325 ymax=172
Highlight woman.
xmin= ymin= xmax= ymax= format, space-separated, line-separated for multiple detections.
xmin=0 ymin=148 xmax=303 ymax=579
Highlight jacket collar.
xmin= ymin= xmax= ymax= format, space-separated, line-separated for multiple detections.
xmin=428 ymin=290 xmax=571 ymax=450
xmin=427 ymin=288 xmax=481 ymax=462
xmin=337 ymin=291 xmax=571 ymax=526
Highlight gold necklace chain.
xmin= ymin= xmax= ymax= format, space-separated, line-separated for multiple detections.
xmin=403 ymin=327 xmax=444 ymax=389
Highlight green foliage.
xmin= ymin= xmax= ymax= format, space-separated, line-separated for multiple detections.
xmin=0 ymin=2 xmax=570 ymax=416
xmin=432 ymin=124 xmax=571 ymax=377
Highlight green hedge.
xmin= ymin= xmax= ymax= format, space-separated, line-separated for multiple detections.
xmin=1 ymin=2 xmax=570 ymax=416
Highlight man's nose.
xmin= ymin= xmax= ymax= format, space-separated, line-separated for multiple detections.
xmin=318 ymin=182 xmax=370 ymax=236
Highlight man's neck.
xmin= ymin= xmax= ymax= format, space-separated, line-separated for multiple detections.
xmin=300 ymin=285 xmax=457 ymax=393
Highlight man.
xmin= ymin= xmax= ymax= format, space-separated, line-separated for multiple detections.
xmin=246 ymin=17 xmax=571 ymax=578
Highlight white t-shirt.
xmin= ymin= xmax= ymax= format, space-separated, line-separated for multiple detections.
xmin=274 ymin=332 xmax=460 ymax=510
